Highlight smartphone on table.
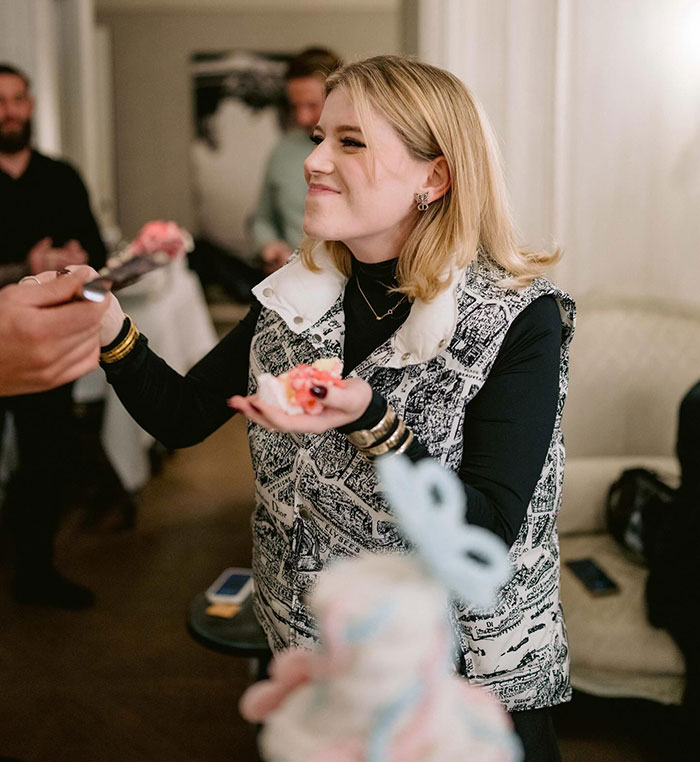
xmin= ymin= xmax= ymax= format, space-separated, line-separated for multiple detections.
xmin=205 ymin=567 xmax=253 ymax=605
xmin=566 ymin=558 xmax=619 ymax=596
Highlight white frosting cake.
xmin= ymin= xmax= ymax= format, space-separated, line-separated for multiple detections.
xmin=241 ymin=553 xmax=521 ymax=762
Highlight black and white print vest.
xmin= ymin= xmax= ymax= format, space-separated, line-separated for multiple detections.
xmin=248 ymin=248 xmax=576 ymax=711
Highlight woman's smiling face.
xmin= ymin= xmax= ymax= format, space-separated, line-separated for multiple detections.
xmin=303 ymin=87 xmax=430 ymax=263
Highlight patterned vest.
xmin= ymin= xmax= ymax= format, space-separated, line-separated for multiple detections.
xmin=248 ymin=250 xmax=576 ymax=711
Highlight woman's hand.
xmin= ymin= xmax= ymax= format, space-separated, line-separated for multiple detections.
xmin=229 ymin=377 xmax=372 ymax=434
xmin=64 ymin=264 xmax=125 ymax=346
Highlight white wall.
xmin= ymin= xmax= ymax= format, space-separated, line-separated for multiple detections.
xmin=0 ymin=0 xmax=62 ymax=155
xmin=97 ymin=0 xmax=396 ymax=9
xmin=415 ymin=0 xmax=700 ymax=307
xmin=0 ymin=0 xmax=115 ymax=231
xmin=98 ymin=7 xmax=400 ymax=238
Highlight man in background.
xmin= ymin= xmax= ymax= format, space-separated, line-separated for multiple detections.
xmin=0 ymin=62 xmax=107 ymax=609
xmin=251 ymin=47 xmax=341 ymax=275
xmin=0 ymin=64 xmax=106 ymax=285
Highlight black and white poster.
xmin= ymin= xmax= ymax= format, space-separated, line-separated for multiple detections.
xmin=190 ymin=51 xmax=292 ymax=259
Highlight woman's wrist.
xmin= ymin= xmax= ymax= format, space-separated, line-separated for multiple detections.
xmin=342 ymin=393 xmax=414 ymax=459
xmin=337 ymin=390 xmax=387 ymax=434
xmin=100 ymin=314 xmax=139 ymax=364
xmin=99 ymin=293 xmax=127 ymax=346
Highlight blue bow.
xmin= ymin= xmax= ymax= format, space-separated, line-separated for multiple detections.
xmin=377 ymin=455 xmax=512 ymax=609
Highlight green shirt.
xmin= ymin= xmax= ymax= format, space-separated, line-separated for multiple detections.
xmin=251 ymin=129 xmax=312 ymax=252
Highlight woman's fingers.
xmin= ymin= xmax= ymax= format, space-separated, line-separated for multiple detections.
xmin=315 ymin=378 xmax=372 ymax=415
xmin=229 ymin=378 xmax=373 ymax=434
xmin=230 ymin=395 xmax=313 ymax=432
xmin=229 ymin=395 xmax=278 ymax=430
xmin=229 ymin=390 xmax=370 ymax=434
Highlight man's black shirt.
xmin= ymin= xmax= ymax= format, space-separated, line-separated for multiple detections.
xmin=0 ymin=150 xmax=106 ymax=270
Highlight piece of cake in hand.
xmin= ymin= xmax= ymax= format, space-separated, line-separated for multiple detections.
xmin=254 ymin=358 xmax=343 ymax=415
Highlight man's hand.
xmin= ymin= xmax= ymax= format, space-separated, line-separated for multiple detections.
xmin=261 ymin=240 xmax=292 ymax=275
xmin=0 ymin=270 xmax=109 ymax=396
xmin=27 ymin=237 xmax=89 ymax=274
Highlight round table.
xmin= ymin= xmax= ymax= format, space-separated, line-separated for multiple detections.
xmin=187 ymin=592 xmax=271 ymax=665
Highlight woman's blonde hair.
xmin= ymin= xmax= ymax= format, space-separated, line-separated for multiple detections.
xmin=300 ymin=55 xmax=559 ymax=300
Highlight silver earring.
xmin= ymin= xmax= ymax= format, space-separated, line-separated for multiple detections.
xmin=416 ymin=193 xmax=429 ymax=211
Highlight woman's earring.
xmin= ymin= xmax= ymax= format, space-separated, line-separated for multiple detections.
xmin=416 ymin=193 xmax=429 ymax=211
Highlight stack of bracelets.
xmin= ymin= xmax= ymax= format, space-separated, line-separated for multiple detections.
xmin=100 ymin=315 xmax=139 ymax=364
xmin=345 ymin=404 xmax=413 ymax=459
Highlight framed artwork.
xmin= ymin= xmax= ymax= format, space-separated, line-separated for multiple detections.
xmin=190 ymin=51 xmax=292 ymax=260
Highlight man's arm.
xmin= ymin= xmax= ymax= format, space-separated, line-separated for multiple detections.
xmin=64 ymin=165 xmax=108 ymax=270
xmin=0 ymin=272 xmax=108 ymax=396
xmin=0 ymin=237 xmax=89 ymax=288
xmin=251 ymin=155 xmax=285 ymax=252
xmin=0 ymin=261 xmax=30 ymax=288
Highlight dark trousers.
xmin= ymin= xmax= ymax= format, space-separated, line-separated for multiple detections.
xmin=509 ymin=707 xmax=562 ymax=762
xmin=646 ymin=380 xmax=700 ymax=727
xmin=676 ymin=380 xmax=700 ymax=511
xmin=187 ymin=238 xmax=263 ymax=303
xmin=0 ymin=383 xmax=77 ymax=579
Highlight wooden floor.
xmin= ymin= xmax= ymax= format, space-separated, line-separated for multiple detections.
xmin=0 ymin=403 xmax=684 ymax=761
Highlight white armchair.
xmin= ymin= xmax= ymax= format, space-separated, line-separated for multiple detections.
xmin=559 ymin=296 xmax=700 ymax=705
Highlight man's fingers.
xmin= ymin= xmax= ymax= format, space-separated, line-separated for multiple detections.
xmin=19 ymin=280 xmax=109 ymax=337
xmin=20 ymin=272 xmax=86 ymax=305
xmin=64 ymin=263 xmax=100 ymax=282
xmin=54 ymin=249 xmax=87 ymax=268
xmin=47 ymin=301 xmax=108 ymax=338
xmin=47 ymin=336 xmax=101 ymax=383
xmin=50 ymin=355 xmax=100 ymax=388
xmin=32 ymin=237 xmax=53 ymax=252
xmin=27 ymin=338 xmax=101 ymax=392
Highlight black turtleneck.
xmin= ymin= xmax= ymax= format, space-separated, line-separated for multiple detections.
xmin=103 ymin=257 xmax=561 ymax=547
xmin=343 ymin=257 xmax=411 ymax=374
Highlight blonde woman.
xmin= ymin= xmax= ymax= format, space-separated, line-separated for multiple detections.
xmin=93 ymin=56 xmax=574 ymax=761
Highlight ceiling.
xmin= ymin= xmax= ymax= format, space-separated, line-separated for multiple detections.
xmin=96 ymin=0 xmax=399 ymax=12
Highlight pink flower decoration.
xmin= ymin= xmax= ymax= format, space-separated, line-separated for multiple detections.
xmin=130 ymin=220 xmax=193 ymax=260
xmin=284 ymin=361 xmax=344 ymax=414
xmin=238 ymin=648 xmax=315 ymax=723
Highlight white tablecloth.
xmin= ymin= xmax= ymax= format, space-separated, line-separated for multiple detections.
xmin=75 ymin=260 xmax=217 ymax=492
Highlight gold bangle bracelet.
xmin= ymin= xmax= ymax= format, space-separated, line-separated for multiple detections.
xmin=100 ymin=315 xmax=140 ymax=364
xmin=392 ymin=428 xmax=414 ymax=456
xmin=346 ymin=404 xmax=397 ymax=450
xmin=361 ymin=418 xmax=407 ymax=458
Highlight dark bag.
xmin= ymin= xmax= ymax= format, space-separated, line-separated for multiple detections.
xmin=606 ymin=468 xmax=676 ymax=565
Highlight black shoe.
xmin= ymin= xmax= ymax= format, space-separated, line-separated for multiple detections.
xmin=11 ymin=571 xmax=95 ymax=610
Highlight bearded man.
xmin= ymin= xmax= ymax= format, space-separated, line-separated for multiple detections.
xmin=0 ymin=63 xmax=106 ymax=609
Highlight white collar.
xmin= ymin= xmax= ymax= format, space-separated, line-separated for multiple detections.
xmin=252 ymin=248 xmax=459 ymax=367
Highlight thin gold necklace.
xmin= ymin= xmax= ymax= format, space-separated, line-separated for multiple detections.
xmin=355 ymin=277 xmax=408 ymax=321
